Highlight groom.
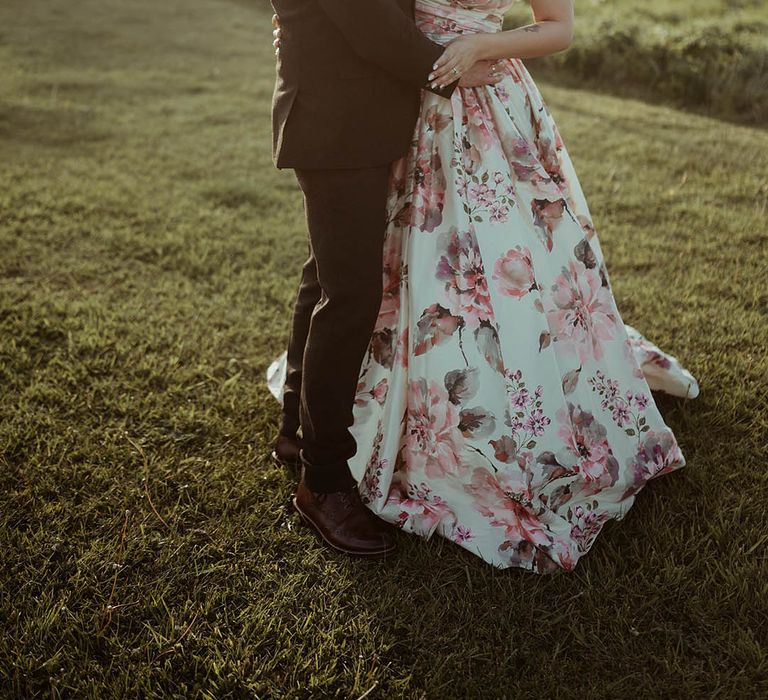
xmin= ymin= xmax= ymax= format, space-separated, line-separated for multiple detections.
xmin=270 ymin=0 xmax=499 ymax=556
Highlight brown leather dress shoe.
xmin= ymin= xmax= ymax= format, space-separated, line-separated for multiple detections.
xmin=293 ymin=478 xmax=395 ymax=557
xmin=272 ymin=433 xmax=301 ymax=471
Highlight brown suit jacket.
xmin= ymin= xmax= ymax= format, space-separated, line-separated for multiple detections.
xmin=271 ymin=0 xmax=456 ymax=170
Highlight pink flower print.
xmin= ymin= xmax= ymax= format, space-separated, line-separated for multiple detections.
xmin=523 ymin=408 xmax=551 ymax=437
xmin=456 ymin=174 xmax=470 ymax=197
xmin=432 ymin=494 xmax=448 ymax=508
xmin=637 ymin=430 xmax=681 ymax=476
xmin=406 ymin=378 xmax=466 ymax=479
xmin=412 ymin=150 xmax=447 ymax=233
xmin=489 ymin=434 xmax=517 ymax=463
xmin=492 ymin=245 xmax=536 ymax=299
xmin=511 ymin=387 xmax=530 ymax=408
xmin=577 ymin=214 xmax=597 ymax=241
xmin=556 ymin=403 xmax=618 ymax=482
xmin=463 ymin=93 xmax=496 ymax=152
xmin=633 ymin=393 xmax=648 ymax=410
xmin=546 ymin=259 xmax=617 ymax=363
xmin=436 ymin=227 xmax=494 ymax=330
xmin=534 ymin=385 xmax=544 ymax=398
xmin=554 ymin=126 xmax=564 ymax=151
xmin=454 ymin=525 xmax=474 ymax=543
xmin=396 ymin=327 xmax=409 ymax=369
xmin=511 ymin=137 xmax=531 ymax=159
xmin=371 ymin=379 xmax=388 ymax=405
xmin=512 ymin=161 xmax=549 ymax=187
xmin=516 ymin=449 xmax=534 ymax=471
xmin=489 ymin=201 xmax=509 ymax=223
xmin=388 ymin=482 xmax=452 ymax=536
xmin=646 ymin=349 xmax=672 ymax=369
xmin=361 ymin=460 xmax=386 ymax=503
xmin=611 ymin=403 xmax=631 ymax=427
xmin=464 ymin=467 xmax=552 ymax=549
xmin=388 ymin=156 xmax=408 ymax=195
xmin=531 ymin=198 xmax=565 ymax=251
xmin=468 ymin=181 xmax=494 ymax=208
xmin=371 ymin=328 xmax=395 ymax=369
xmin=537 ymin=137 xmax=565 ymax=185
xmin=623 ymin=429 xmax=683 ymax=498
xmin=423 ymin=104 xmax=452 ymax=134
xmin=458 ymin=249 xmax=492 ymax=322
xmin=377 ymin=269 xmax=401 ymax=333
xmin=413 ymin=303 xmax=463 ymax=356
xmin=412 ymin=482 xmax=432 ymax=501
xmin=375 ymin=230 xmax=403 ymax=332
xmin=622 ymin=337 xmax=646 ymax=379
xmin=570 ymin=507 xmax=610 ymax=551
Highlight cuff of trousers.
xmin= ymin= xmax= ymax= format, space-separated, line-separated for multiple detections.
xmin=280 ymin=395 xmax=300 ymax=441
xmin=300 ymin=450 xmax=357 ymax=494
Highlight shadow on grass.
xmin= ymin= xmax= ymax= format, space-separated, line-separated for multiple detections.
xmin=0 ymin=103 xmax=112 ymax=147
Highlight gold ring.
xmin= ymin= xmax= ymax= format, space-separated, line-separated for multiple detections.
xmin=452 ymin=67 xmax=459 ymax=76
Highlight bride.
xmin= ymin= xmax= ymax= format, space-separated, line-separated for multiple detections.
xmin=268 ymin=0 xmax=698 ymax=574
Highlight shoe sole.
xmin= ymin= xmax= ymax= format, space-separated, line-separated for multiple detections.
xmin=291 ymin=496 xmax=395 ymax=558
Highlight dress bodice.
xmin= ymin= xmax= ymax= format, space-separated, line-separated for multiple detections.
xmin=415 ymin=0 xmax=516 ymax=42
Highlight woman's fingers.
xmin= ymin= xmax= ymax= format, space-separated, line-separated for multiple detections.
xmin=429 ymin=53 xmax=459 ymax=85
xmin=272 ymin=13 xmax=281 ymax=54
xmin=430 ymin=46 xmax=459 ymax=74
xmin=431 ymin=56 xmax=465 ymax=87
xmin=432 ymin=50 xmax=453 ymax=70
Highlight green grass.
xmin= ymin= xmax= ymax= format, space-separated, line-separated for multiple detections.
xmin=2 ymin=0 xmax=768 ymax=697
xmin=506 ymin=0 xmax=768 ymax=123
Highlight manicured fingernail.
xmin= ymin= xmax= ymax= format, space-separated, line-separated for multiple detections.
xmin=428 ymin=73 xmax=434 ymax=81
xmin=433 ymin=63 xmax=438 ymax=69
xmin=431 ymin=82 xmax=438 ymax=89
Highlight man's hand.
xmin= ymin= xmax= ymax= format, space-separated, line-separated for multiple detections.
xmin=458 ymin=59 xmax=504 ymax=88
xmin=272 ymin=14 xmax=281 ymax=55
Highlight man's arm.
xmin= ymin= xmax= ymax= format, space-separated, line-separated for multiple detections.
xmin=316 ymin=0 xmax=457 ymax=98
xmin=272 ymin=14 xmax=502 ymax=90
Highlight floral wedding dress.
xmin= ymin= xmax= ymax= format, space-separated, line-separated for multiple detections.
xmin=268 ymin=0 xmax=699 ymax=573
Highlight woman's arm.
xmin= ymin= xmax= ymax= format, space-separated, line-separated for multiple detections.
xmin=429 ymin=0 xmax=574 ymax=88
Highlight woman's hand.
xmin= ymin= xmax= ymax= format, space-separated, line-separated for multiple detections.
xmin=428 ymin=34 xmax=488 ymax=89
xmin=272 ymin=14 xmax=281 ymax=55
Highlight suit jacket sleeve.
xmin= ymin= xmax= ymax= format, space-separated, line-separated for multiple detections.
xmin=316 ymin=0 xmax=457 ymax=98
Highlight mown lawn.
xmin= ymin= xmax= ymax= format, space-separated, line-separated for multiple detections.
xmin=1 ymin=0 xmax=767 ymax=697
xmin=507 ymin=0 xmax=768 ymax=123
